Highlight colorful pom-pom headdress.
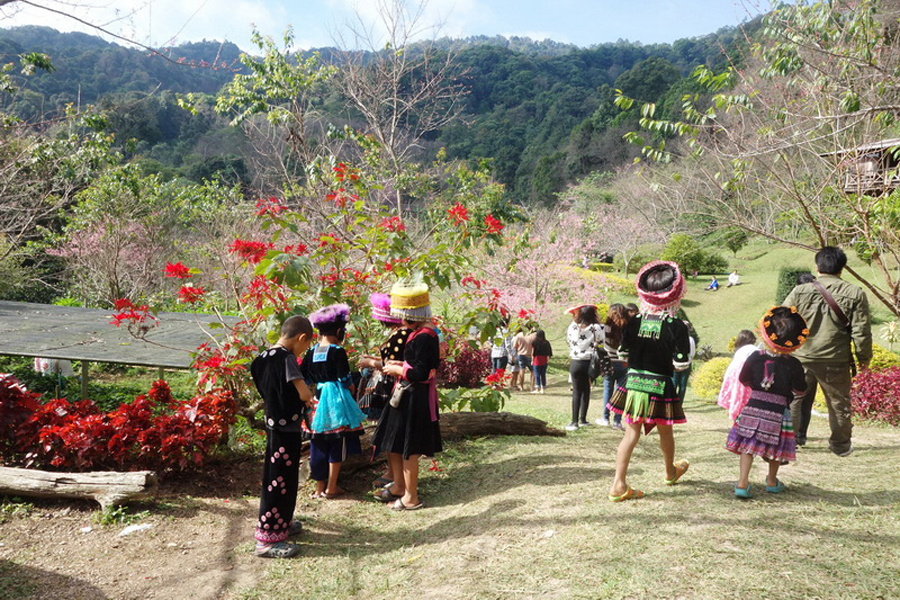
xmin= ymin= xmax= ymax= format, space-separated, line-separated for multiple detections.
xmin=369 ymin=292 xmax=402 ymax=325
xmin=635 ymin=260 xmax=686 ymax=314
xmin=759 ymin=306 xmax=809 ymax=354
xmin=309 ymin=303 xmax=351 ymax=334
xmin=390 ymin=282 xmax=432 ymax=322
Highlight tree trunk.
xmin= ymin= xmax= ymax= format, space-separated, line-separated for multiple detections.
xmin=0 ymin=467 xmax=157 ymax=511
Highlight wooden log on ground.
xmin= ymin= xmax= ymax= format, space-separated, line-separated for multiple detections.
xmin=0 ymin=467 xmax=157 ymax=510
xmin=439 ymin=411 xmax=566 ymax=440
xmin=340 ymin=411 xmax=563 ymax=473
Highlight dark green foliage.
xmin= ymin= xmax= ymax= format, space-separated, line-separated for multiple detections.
xmin=776 ymin=267 xmax=813 ymax=305
xmin=1 ymin=23 xmax=755 ymax=204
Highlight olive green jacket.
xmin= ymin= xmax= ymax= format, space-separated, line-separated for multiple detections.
xmin=783 ymin=274 xmax=873 ymax=365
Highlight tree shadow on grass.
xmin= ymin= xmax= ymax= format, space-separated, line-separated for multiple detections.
xmin=0 ymin=559 xmax=108 ymax=599
xmin=299 ymin=497 xmax=614 ymax=560
xmin=662 ymin=476 xmax=900 ymax=508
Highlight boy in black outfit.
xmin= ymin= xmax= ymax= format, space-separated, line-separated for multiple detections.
xmin=250 ymin=315 xmax=314 ymax=558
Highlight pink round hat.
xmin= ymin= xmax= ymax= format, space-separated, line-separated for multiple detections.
xmin=369 ymin=292 xmax=402 ymax=324
xmin=635 ymin=260 xmax=686 ymax=313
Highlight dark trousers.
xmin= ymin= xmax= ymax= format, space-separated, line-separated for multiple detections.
xmin=570 ymin=359 xmax=592 ymax=424
xmin=255 ymin=429 xmax=302 ymax=544
xmin=671 ymin=367 xmax=691 ymax=402
xmin=309 ymin=435 xmax=361 ymax=481
xmin=790 ymin=361 xmax=853 ymax=455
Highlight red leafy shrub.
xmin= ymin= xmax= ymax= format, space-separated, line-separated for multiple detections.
xmin=851 ymin=367 xmax=900 ymax=426
xmin=438 ymin=345 xmax=492 ymax=388
xmin=0 ymin=376 xmax=42 ymax=459
xmin=1 ymin=380 xmax=237 ymax=472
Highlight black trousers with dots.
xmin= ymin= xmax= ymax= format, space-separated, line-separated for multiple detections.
xmin=255 ymin=429 xmax=303 ymax=544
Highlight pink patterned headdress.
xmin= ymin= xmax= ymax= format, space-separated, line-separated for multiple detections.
xmin=635 ymin=260 xmax=686 ymax=315
xmin=309 ymin=303 xmax=350 ymax=333
xmin=369 ymin=292 xmax=401 ymax=324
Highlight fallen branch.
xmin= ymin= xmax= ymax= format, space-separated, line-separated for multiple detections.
xmin=0 ymin=467 xmax=157 ymax=511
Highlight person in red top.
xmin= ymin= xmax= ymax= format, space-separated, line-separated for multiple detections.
xmin=530 ymin=330 xmax=553 ymax=394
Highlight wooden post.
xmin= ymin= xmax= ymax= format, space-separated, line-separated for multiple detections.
xmin=81 ymin=360 xmax=89 ymax=400
xmin=157 ymin=367 xmax=164 ymax=381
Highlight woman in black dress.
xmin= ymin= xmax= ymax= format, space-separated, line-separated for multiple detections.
xmin=372 ymin=282 xmax=442 ymax=510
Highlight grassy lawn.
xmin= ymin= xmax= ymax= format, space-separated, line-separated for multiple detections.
xmin=232 ymin=381 xmax=900 ymax=600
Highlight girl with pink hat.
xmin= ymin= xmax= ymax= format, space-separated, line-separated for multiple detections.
xmin=607 ymin=261 xmax=692 ymax=502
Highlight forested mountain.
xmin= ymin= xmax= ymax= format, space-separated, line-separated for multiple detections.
xmin=0 ymin=21 xmax=758 ymax=202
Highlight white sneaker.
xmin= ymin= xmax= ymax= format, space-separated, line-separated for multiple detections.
xmin=530 ymin=389 xmax=539 ymax=394
xmin=595 ymin=417 xmax=609 ymax=426
xmin=564 ymin=423 xmax=579 ymax=431
xmin=539 ymin=388 xmax=545 ymax=394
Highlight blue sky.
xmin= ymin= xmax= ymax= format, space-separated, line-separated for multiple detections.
xmin=1 ymin=0 xmax=766 ymax=51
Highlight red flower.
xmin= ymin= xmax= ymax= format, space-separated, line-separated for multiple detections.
xmin=164 ymin=262 xmax=192 ymax=279
xmin=460 ymin=276 xmax=483 ymax=289
xmin=325 ymin=188 xmax=358 ymax=208
xmin=178 ymin=285 xmax=206 ymax=304
xmin=518 ymin=308 xmax=534 ymax=319
xmin=255 ymin=196 xmax=288 ymax=217
xmin=283 ymin=244 xmax=308 ymax=256
xmin=484 ymin=214 xmax=504 ymax=235
xmin=447 ymin=202 xmax=469 ymax=226
xmin=228 ymin=239 xmax=274 ymax=264
xmin=380 ymin=216 xmax=406 ymax=232
xmin=315 ymin=233 xmax=342 ymax=249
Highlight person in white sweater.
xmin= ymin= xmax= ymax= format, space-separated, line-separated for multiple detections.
xmin=565 ymin=304 xmax=604 ymax=431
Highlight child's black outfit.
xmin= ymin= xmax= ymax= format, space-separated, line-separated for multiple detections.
xmin=250 ymin=346 xmax=305 ymax=545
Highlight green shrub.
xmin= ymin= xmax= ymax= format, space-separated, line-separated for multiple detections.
xmin=589 ymin=262 xmax=616 ymax=272
xmin=698 ymin=252 xmax=728 ymax=274
xmin=691 ymin=357 xmax=731 ymax=402
xmin=865 ymin=344 xmax=900 ymax=372
xmin=775 ymin=267 xmax=812 ymax=304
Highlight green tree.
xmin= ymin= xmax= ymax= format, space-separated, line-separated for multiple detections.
xmin=618 ymin=0 xmax=900 ymax=316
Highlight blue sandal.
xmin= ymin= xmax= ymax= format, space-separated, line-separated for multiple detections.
xmin=765 ymin=479 xmax=786 ymax=494
xmin=734 ymin=484 xmax=753 ymax=499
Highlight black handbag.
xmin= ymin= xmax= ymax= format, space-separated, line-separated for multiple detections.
xmin=589 ymin=347 xmax=614 ymax=381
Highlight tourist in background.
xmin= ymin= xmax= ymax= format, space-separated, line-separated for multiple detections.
xmin=596 ymin=303 xmax=629 ymax=430
xmin=565 ymin=304 xmax=603 ymax=431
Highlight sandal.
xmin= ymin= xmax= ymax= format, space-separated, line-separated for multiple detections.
xmin=374 ymin=487 xmax=402 ymax=503
xmin=608 ymin=486 xmax=645 ymax=503
xmin=391 ymin=498 xmax=424 ymax=511
xmin=735 ymin=484 xmax=753 ymax=499
xmin=323 ymin=488 xmax=345 ymax=499
xmin=254 ymin=542 xmax=300 ymax=559
xmin=372 ymin=476 xmax=393 ymax=489
xmin=664 ymin=460 xmax=690 ymax=486
xmin=765 ymin=479 xmax=786 ymax=494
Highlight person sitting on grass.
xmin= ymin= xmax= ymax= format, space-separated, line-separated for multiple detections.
xmin=726 ymin=306 xmax=808 ymax=499
xmin=250 ymin=315 xmax=315 ymax=559
xmin=705 ymin=276 xmax=719 ymax=291
xmin=607 ymin=261 xmax=692 ymax=502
